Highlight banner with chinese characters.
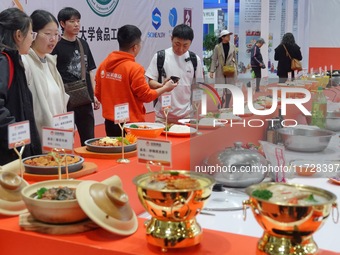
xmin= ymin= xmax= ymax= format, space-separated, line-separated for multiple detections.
xmin=0 ymin=0 xmax=203 ymax=70
xmin=238 ymin=0 xmax=286 ymax=79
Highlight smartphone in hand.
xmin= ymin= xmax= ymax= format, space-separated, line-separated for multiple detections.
xmin=170 ymin=76 xmax=180 ymax=83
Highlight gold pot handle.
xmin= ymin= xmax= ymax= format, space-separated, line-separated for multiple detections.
xmin=171 ymin=197 xmax=190 ymax=221
xmin=332 ymin=202 xmax=339 ymax=224
xmin=242 ymin=199 xmax=251 ymax=221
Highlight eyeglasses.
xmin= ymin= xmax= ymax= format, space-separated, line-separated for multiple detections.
xmin=31 ymin=32 xmax=37 ymax=40
xmin=39 ymin=32 xmax=62 ymax=42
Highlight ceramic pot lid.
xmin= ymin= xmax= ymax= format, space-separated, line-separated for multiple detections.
xmin=76 ymin=180 xmax=138 ymax=236
xmin=0 ymin=171 xmax=28 ymax=215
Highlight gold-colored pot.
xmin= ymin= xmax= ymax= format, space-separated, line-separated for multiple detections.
xmin=243 ymin=182 xmax=338 ymax=255
xmin=133 ymin=170 xmax=215 ymax=252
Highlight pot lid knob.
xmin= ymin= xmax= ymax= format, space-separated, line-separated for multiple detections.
xmin=106 ymin=186 xmax=129 ymax=206
xmin=233 ymin=141 xmax=244 ymax=150
xmin=0 ymin=171 xmax=22 ymax=190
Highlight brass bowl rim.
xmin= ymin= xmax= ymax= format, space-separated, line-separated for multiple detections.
xmin=133 ymin=170 xmax=215 ymax=191
xmin=245 ymin=182 xmax=337 ymax=207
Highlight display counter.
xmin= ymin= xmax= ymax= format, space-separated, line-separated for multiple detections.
xmin=1 ymin=87 xmax=339 ymax=254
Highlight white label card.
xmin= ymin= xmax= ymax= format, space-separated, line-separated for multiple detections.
xmin=251 ymin=78 xmax=256 ymax=87
xmin=137 ymin=138 xmax=172 ymax=167
xmin=114 ymin=103 xmax=129 ymax=123
xmin=42 ymin=127 xmax=74 ymax=152
xmin=161 ymin=94 xmax=171 ymax=108
xmin=287 ymin=72 xmax=292 ymax=81
xmin=263 ymin=76 xmax=269 ymax=86
xmin=8 ymin=120 xmax=31 ymax=149
xmin=53 ymin=111 xmax=74 ymax=130
xmin=192 ymin=89 xmax=203 ymax=102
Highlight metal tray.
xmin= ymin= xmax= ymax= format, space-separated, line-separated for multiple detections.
xmin=85 ymin=137 xmax=137 ymax=153
xmin=23 ymin=154 xmax=84 ymax=175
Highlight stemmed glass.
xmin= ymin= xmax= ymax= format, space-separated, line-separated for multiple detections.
xmin=13 ymin=141 xmax=25 ymax=178
xmin=117 ymin=121 xmax=130 ymax=164
xmin=193 ymin=101 xmax=202 ymax=135
xmin=163 ymin=107 xmax=170 ymax=140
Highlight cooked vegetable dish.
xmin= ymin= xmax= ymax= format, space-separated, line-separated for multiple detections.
xmin=252 ymin=184 xmax=326 ymax=205
xmin=129 ymin=124 xmax=151 ymax=129
xmin=146 ymin=172 xmax=200 ymax=190
xmin=91 ymin=134 xmax=136 ymax=146
xmin=34 ymin=186 xmax=76 ymax=200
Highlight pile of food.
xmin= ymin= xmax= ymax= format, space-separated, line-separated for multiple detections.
xmin=146 ymin=171 xmax=200 ymax=190
xmin=24 ymin=154 xmax=80 ymax=167
xmin=166 ymin=124 xmax=191 ymax=133
xmin=34 ymin=186 xmax=76 ymax=200
xmin=255 ymin=96 xmax=281 ymax=107
xmin=128 ymin=124 xmax=151 ymax=129
xmin=91 ymin=134 xmax=137 ymax=146
xmin=252 ymin=184 xmax=325 ymax=205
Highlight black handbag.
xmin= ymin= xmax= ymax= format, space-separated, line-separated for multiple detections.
xmin=64 ymin=38 xmax=92 ymax=109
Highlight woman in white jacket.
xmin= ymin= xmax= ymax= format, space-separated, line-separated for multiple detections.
xmin=22 ymin=10 xmax=69 ymax=139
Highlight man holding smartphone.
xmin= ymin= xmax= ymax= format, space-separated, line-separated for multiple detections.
xmin=95 ymin=25 xmax=177 ymax=136
xmin=146 ymin=24 xmax=203 ymax=124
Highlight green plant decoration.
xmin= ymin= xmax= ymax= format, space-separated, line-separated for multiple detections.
xmin=203 ymin=33 xmax=218 ymax=72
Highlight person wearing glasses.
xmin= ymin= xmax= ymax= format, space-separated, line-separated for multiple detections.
xmin=0 ymin=8 xmax=42 ymax=165
xmin=22 ymin=9 xmax=69 ymax=140
xmin=52 ymin=7 xmax=99 ymax=146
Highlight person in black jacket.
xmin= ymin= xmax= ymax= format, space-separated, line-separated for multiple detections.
xmin=52 ymin=7 xmax=100 ymax=146
xmin=250 ymin=38 xmax=265 ymax=92
xmin=0 ymin=8 xmax=42 ymax=165
xmin=274 ymin=32 xmax=302 ymax=83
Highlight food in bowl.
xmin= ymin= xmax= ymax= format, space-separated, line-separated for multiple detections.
xmin=128 ymin=124 xmax=152 ymax=129
xmin=21 ymin=180 xmax=87 ymax=224
xmin=24 ymin=154 xmax=80 ymax=167
xmin=90 ymin=134 xmax=137 ymax=146
xmin=23 ymin=154 xmax=84 ymax=175
xmin=133 ymin=170 xmax=215 ymax=250
xmin=35 ymin=186 xmax=76 ymax=200
xmin=251 ymin=184 xmax=326 ymax=205
xmin=124 ymin=122 xmax=165 ymax=138
xmin=167 ymin=124 xmax=191 ymax=133
xmin=244 ymin=182 xmax=337 ymax=255
xmin=146 ymin=171 xmax=200 ymax=190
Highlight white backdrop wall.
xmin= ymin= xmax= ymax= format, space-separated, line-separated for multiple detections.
xmin=0 ymin=0 xmax=203 ymax=69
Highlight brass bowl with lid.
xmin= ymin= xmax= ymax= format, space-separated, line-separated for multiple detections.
xmin=243 ymin=182 xmax=338 ymax=255
xmin=133 ymin=170 xmax=215 ymax=252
